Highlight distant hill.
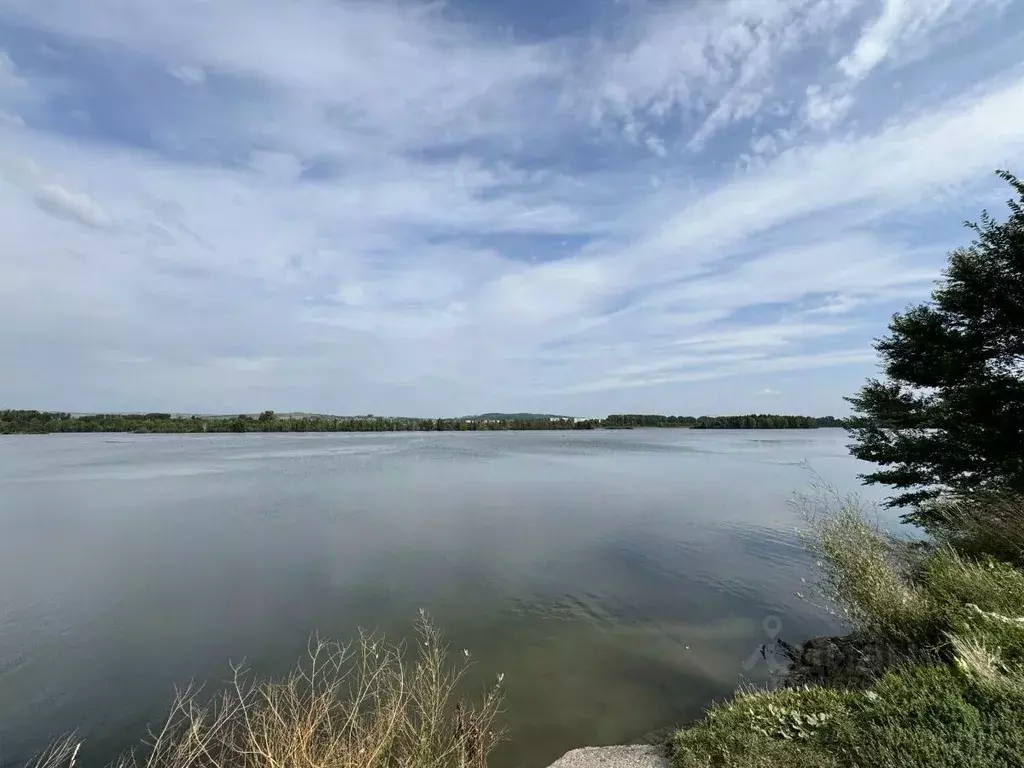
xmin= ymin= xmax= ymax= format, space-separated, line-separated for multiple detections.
xmin=467 ymin=412 xmax=572 ymax=421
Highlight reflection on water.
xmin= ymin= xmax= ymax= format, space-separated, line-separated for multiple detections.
xmin=0 ymin=430 xmax=888 ymax=768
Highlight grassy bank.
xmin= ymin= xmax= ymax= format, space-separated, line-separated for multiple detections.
xmin=670 ymin=490 xmax=1024 ymax=768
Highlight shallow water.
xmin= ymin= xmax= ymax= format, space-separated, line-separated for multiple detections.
xmin=0 ymin=430 xmax=890 ymax=768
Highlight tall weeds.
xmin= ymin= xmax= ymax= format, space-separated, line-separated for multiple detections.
xmin=919 ymin=491 xmax=1024 ymax=566
xmin=794 ymin=482 xmax=1024 ymax=660
xmin=30 ymin=614 xmax=504 ymax=768
xmin=793 ymin=483 xmax=931 ymax=647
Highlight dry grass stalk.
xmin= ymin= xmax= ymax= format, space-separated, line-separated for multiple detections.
xmin=32 ymin=615 xmax=504 ymax=768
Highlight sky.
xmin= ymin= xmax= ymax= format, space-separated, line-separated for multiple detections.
xmin=1 ymin=0 xmax=1023 ymax=417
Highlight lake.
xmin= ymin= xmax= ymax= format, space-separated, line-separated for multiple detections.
xmin=0 ymin=430 xmax=890 ymax=768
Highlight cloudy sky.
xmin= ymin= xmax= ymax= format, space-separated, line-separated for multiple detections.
xmin=1 ymin=0 xmax=1023 ymax=417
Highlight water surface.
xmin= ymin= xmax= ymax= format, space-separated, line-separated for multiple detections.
xmin=0 ymin=430 xmax=887 ymax=768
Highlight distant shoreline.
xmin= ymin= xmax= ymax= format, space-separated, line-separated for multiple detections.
xmin=2 ymin=409 xmax=846 ymax=435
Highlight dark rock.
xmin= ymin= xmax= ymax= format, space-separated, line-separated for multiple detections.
xmin=772 ymin=633 xmax=915 ymax=690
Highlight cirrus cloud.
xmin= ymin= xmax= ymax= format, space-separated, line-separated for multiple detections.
xmin=0 ymin=0 xmax=1022 ymax=416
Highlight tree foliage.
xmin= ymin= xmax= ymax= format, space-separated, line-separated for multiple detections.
xmin=846 ymin=171 xmax=1024 ymax=518
xmin=689 ymin=414 xmax=844 ymax=430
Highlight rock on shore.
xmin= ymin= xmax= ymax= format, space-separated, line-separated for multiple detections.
xmin=546 ymin=746 xmax=668 ymax=768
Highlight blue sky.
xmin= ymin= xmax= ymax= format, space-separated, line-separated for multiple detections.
xmin=1 ymin=0 xmax=1023 ymax=417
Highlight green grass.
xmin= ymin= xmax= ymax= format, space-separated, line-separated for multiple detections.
xmin=671 ymin=686 xmax=855 ymax=768
xmin=922 ymin=548 xmax=1024 ymax=616
xmin=827 ymin=664 xmax=1024 ymax=768
xmin=672 ymin=658 xmax=1024 ymax=768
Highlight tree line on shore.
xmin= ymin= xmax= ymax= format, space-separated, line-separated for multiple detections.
xmin=0 ymin=409 xmax=846 ymax=435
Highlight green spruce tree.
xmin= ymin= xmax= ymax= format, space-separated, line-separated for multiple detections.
xmin=847 ymin=171 xmax=1024 ymax=521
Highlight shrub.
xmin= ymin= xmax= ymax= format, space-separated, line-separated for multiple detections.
xmin=844 ymin=170 xmax=1024 ymax=513
xmin=29 ymin=614 xmax=504 ymax=768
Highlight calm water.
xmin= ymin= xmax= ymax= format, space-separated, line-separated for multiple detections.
xmin=0 ymin=430 xmax=888 ymax=768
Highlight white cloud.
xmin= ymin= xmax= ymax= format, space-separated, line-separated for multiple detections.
xmin=644 ymin=135 xmax=667 ymax=157
xmin=803 ymin=84 xmax=854 ymax=129
xmin=639 ymin=75 xmax=1024 ymax=268
xmin=587 ymin=0 xmax=861 ymax=149
xmin=838 ymin=0 xmax=1004 ymax=81
xmin=2 ymin=0 xmax=558 ymax=155
xmin=0 ymin=50 xmax=26 ymax=89
xmin=553 ymin=349 xmax=878 ymax=395
xmin=168 ymin=64 xmax=205 ymax=85
xmin=0 ymin=110 xmax=25 ymax=128
xmin=248 ymin=150 xmax=305 ymax=182
xmin=0 ymin=0 xmax=1020 ymax=414
xmin=1 ymin=154 xmax=113 ymax=228
xmin=33 ymin=183 xmax=112 ymax=228
xmin=0 ymin=49 xmax=31 ymax=125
